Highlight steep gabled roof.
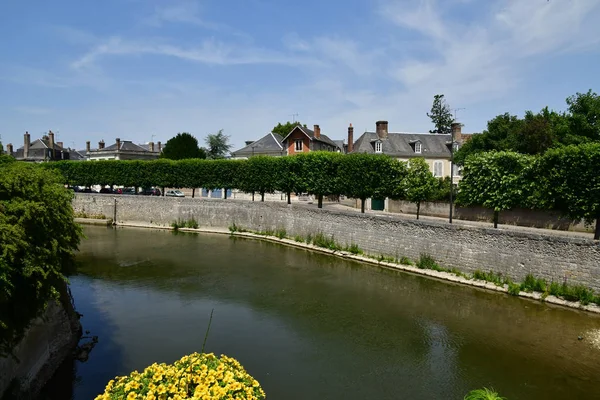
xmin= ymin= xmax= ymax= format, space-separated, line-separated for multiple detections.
xmin=231 ymin=132 xmax=284 ymax=157
xmin=352 ymin=132 xmax=453 ymax=158
xmin=282 ymin=125 xmax=339 ymax=148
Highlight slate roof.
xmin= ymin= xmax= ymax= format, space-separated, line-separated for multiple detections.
xmin=13 ymin=138 xmax=70 ymax=161
xmin=231 ymin=133 xmax=284 ymax=157
xmin=281 ymin=126 xmax=340 ymax=149
xmin=99 ymin=140 xmax=149 ymax=152
xmin=333 ymin=140 xmax=345 ymax=152
xmin=352 ymin=132 xmax=453 ymax=158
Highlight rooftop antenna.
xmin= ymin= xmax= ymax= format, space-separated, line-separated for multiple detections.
xmin=151 ymin=134 xmax=156 ymax=143
xmin=452 ymin=108 xmax=465 ymax=121
xmin=290 ymin=113 xmax=299 ymax=123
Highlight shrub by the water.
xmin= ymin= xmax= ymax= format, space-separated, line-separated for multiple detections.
xmin=95 ymin=352 xmax=265 ymax=400
xmin=464 ymin=387 xmax=505 ymax=400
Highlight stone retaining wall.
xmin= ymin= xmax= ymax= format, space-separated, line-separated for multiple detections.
xmin=0 ymin=284 xmax=81 ymax=398
xmin=73 ymin=194 xmax=600 ymax=291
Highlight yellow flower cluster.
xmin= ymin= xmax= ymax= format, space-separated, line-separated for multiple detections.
xmin=94 ymin=353 xmax=266 ymax=400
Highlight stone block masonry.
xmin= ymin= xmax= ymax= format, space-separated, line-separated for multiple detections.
xmin=73 ymin=194 xmax=600 ymax=292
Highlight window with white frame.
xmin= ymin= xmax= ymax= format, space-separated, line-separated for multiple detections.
xmin=415 ymin=142 xmax=422 ymax=154
xmin=295 ymin=139 xmax=303 ymax=151
xmin=375 ymin=141 xmax=382 ymax=153
xmin=434 ymin=161 xmax=443 ymax=177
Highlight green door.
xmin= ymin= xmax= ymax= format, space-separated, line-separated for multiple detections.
xmin=371 ymin=198 xmax=385 ymax=211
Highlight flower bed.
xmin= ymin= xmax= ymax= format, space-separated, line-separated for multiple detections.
xmin=95 ymin=353 xmax=266 ymax=400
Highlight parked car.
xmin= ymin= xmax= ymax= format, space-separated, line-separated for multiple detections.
xmin=81 ymin=187 xmax=97 ymax=193
xmin=165 ymin=190 xmax=185 ymax=198
xmin=122 ymin=187 xmax=136 ymax=195
xmin=141 ymin=188 xmax=162 ymax=196
xmin=99 ymin=187 xmax=112 ymax=194
xmin=113 ymin=188 xmax=123 ymax=194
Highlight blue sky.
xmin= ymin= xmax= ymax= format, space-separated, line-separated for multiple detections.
xmin=1 ymin=0 xmax=599 ymax=152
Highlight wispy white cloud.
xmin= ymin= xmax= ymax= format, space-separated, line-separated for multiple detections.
xmin=381 ymin=0 xmax=600 ymax=101
xmin=141 ymin=0 xmax=249 ymax=38
xmin=71 ymin=36 xmax=321 ymax=70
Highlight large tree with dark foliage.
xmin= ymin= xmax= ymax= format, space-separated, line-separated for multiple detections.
xmin=0 ymin=162 xmax=82 ymax=356
xmin=161 ymin=133 xmax=206 ymax=160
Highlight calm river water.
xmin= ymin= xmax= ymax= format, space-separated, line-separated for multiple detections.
xmin=41 ymin=226 xmax=600 ymax=400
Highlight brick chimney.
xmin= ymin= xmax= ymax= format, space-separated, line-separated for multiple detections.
xmin=24 ymin=131 xmax=30 ymax=159
xmin=158 ymin=141 xmax=162 ymax=153
xmin=347 ymin=123 xmax=354 ymax=153
xmin=116 ymin=138 xmax=121 ymax=150
xmin=99 ymin=140 xmax=105 ymax=150
xmin=149 ymin=141 xmax=155 ymax=152
xmin=57 ymin=141 xmax=63 ymax=149
xmin=451 ymin=122 xmax=462 ymax=141
xmin=86 ymin=141 xmax=91 ymax=153
xmin=7 ymin=143 xmax=13 ymax=155
xmin=314 ymin=124 xmax=321 ymax=139
xmin=376 ymin=121 xmax=388 ymax=139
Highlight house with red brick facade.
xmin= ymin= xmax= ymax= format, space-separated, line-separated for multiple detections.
xmin=281 ymin=125 xmax=341 ymax=155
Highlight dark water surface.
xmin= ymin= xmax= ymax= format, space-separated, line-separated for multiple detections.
xmin=42 ymin=226 xmax=600 ymax=399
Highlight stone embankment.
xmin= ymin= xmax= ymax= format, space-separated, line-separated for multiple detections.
xmin=73 ymin=194 xmax=600 ymax=293
xmin=0 ymin=283 xmax=81 ymax=399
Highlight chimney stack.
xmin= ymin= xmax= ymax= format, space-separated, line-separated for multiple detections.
xmin=347 ymin=124 xmax=354 ymax=153
xmin=24 ymin=131 xmax=30 ymax=159
xmin=314 ymin=124 xmax=321 ymax=139
xmin=86 ymin=141 xmax=91 ymax=153
xmin=7 ymin=143 xmax=13 ymax=155
xmin=99 ymin=140 xmax=105 ymax=150
xmin=116 ymin=138 xmax=121 ymax=150
xmin=149 ymin=141 xmax=155 ymax=152
xmin=158 ymin=141 xmax=162 ymax=153
xmin=451 ymin=122 xmax=462 ymax=141
xmin=376 ymin=121 xmax=388 ymax=139
xmin=57 ymin=141 xmax=63 ymax=149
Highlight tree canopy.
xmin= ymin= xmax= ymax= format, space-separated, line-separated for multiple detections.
xmin=0 ymin=162 xmax=82 ymax=356
xmin=271 ymin=121 xmax=306 ymax=138
xmin=161 ymin=133 xmax=206 ymax=160
xmin=454 ymin=89 xmax=600 ymax=164
xmin=205 ymin=130 xmax=232 ymax=160
xmin=457 ymin=151 xmax=535 ymax=228
xmin=536 ymin=143 xmax=600 ymax=239
xmin=404 ymin=158 xmax=438 ymax=219
xmin=337 ymin=153 xmax=405 ymax=213
xmin=427 ymin=94 xmax=454 ymax=134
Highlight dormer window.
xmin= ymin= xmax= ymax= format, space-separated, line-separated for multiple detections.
xmin=375 ymin=141 xmax=382 ymax=153
xmin=415 ymin=142 xmax=422 ymax=154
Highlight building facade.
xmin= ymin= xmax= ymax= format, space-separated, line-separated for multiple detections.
xmin=349 ymin=121 xmax=468 ymax=178
xmin=86 ymin=138 xmax=161 ymax=161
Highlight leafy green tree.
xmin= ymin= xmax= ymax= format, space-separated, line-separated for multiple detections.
xmin=161 ymin=133 xmax=206 ymax=160
xmin=239 ymin=156 xmax=278 ymax=201
xmin=405 ymin=158 xmax=438 ymax=219
xmin=274 ymin=156 xmax=306 ymax=204
xmin=205 ymin=129 xmax=232 ymax=160
xmin=457 ymin=151 xmax=535 ymax=228
xmin=567 ymin=89 xmax=600 ymax=141
xmin=0 ymin=162 xmax=82 ymax=356
xmin=271 ymin=121 xmax=306 ymax=138
xmin=299 ymin=152 xmax=343 ymax=208
xmin=536 ymin=143 xmax=600 ymax=239
xmin=338 ymin=154 xmax=404 ymax=213
xmin=0 ymin=141 xmax=4 ymax=154
xmin=427 ymin=94 xmax=454 ymax=134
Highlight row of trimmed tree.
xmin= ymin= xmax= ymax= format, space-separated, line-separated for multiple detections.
xmin=44 ymin=143 xmax=600 ymax=238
